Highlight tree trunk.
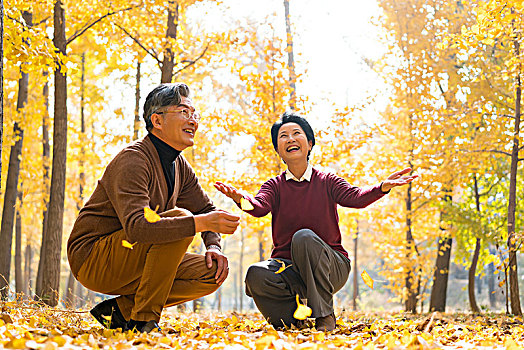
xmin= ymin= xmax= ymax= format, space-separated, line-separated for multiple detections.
xmin=134 ymin=60 xmax=141 ymax=140
xmin=352 ymin=221 xmax=359 ymax=311
xmin=487 ymin=247 xmax=496 ymax=309
xmin=507 ymin=21 xmax=522 ymax=316
xmin=36 ymin=71 xmax=51 ymax=299
xmin=239 ymin=229 xmax=244 ymax=312
xmin=64 ymin=271 xmax=76 ymax=307
xmin=429 ymin=193 xmax=453 ymax=312
xmin=24 ymin=244 xmax=32 ymax=295
xmin=15 ymin=188 xmax=24 ymax=295
xmin=35 ymin=0 xmax=68 ymax=307
xmin=405 ymin=181 xmax=418 ymax=313
xmin=0 ymin=0 xmax=3 ymax=187
xmin=283 ymin=0 xmax=297 ymax=110
xmin=257 ymin=230 xmax=265 ymax=262
xmin=429 ymin=236 xmax=452 ymax=312
xmin=160 ymin=0 xmax=179 ymax=83
xmin=78 ymin=53 xmax=86 ymax=207
xmin=0 ymin=11 xmax=32 ymax=298
xmin=468 ymin=174 xmax=482 ymax=313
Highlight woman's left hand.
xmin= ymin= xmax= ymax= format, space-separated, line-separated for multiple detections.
xmin=381 ymin=167 xmax=419 ymax=193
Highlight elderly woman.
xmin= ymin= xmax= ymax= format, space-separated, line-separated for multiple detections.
xmin=215 ymin=112 xmax=416 ymax=331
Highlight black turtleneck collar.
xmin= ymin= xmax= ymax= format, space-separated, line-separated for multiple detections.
xmin=148 ymin=133 xmax=181 ymax=199
xmin=148 ymin=133 xmax=181 ymax=162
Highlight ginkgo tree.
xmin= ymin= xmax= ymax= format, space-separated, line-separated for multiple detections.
xmin=449 ymin=0 xmax=524 ymax=316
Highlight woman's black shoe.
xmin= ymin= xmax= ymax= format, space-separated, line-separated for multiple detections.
xmin=90 ymin=298 xmax=127 ymax=330
xmin=125 ymin=319 xmax=162 ymax=333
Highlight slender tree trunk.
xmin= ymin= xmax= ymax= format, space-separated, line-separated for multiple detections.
xmin=468 ymin=174 xmax=482 ymax=313
xmin=78 ymin=53 xmax=86 ymax=208
xmin=283 ymin=0 xmax=297 ymax=110
xmin=429 ymin=193 xmax=453 ymax=312
xmin=487 ymin=247 xmax=496 ymax=308
xmin=65 ymin=53 xmax=88 ymax=307
xmin=352 ymin=221 xmax=359 ymax=311
xmin=36 ymin=0 xmax=67 ymax=306
xmin=239 ymin=229 xmax=244 ymax=312
xmin=506 ymin=19 xmax=523 ymax=316
xmin=233 ymin=270 xmax=238 ymax=311
xmin=134 ymin=60 xmax=141 ymax=140
xmin=0 ymin=11 xmax=32 ymax=298
xmin=405 ymin=181 xmax=418 ymax=313
xmin=0 ymin=0 xmax=3 ymax=186
xmin=15 ymin=188 xmax=24 ymax=295
xmin=257 ymin=230 xmax=265 ymax=262
xmin=24 ymin=244 xmax=32 ymax=294
xmin=64 ymin=272 xmax=76 ymax=307
xmin=36 ymin=71 xmax=51 ymax=298
xmin=160 ymin=0 xmax=179 ymax=83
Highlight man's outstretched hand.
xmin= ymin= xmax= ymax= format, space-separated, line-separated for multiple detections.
xmin=381 ymin=167 xmax=419 ymax=193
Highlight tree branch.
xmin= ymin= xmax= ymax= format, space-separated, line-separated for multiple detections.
xmin=34 ymin=16 xmax=51 ymax=26
xmin=67 ymin=5 xmax=139 ymax=45
xmin=460 ymin=149 xmax=512 ymax=157
xmin=173 ymin=43 xmax=210 ymax=76
xmin=479 ymin=176 xmax=502 ymax=197
xmin=114 ymin=23 xmax=161 ymax=65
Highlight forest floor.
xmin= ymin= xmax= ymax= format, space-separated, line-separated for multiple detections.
xmin=0 ymin=299 xmax=523 ymax=349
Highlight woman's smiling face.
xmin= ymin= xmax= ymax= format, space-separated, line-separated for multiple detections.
xmin=276 ymin=122 xmax=312 ymax=164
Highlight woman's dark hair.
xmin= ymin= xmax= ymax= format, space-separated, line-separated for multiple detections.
xmin=143 ymin=83 xmax=190 ymax=131
xmin=271 ymin=112 xmax=315 ymax=160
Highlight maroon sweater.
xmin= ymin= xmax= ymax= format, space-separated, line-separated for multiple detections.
xmin=244 ymin=168 xmax=386 ymax=260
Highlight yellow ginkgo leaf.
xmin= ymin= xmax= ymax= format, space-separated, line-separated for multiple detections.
xmin=274 ymin=259 xmax=291 ymax=274
xmin=240 ymin=197 xmax=254 ymax=211
xmin=361 ymin=270 xmax=374 ymax=289
xmin=122 ymin=240 xmax=137 ymax=249
xmin=293 ymin=294 xmax=312 ymax=320
xmin=144 ymin=205 xmax=161 ymax=223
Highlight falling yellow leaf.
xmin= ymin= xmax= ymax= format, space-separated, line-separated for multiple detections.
xmin=274 ymin=259 xmax=291 ymax=274
xmin=122 ymin=240 xmax=136 ymax=249
xmin=240 ymin=197 xmax=254 ymax=211
xmin=293 ymin=294 xmax=312 ymax=320
xmin=144 ymin=205 xmax=161 ymax=223
xmin=361 ymin=270 xmax=374 ymax=289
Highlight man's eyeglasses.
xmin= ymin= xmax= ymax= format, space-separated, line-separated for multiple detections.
xmin=156 ymin=108 xmax=201 ymax=122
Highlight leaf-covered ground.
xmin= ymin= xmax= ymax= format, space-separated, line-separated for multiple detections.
xmin=1 ymin=300 xmax=523 ymax=349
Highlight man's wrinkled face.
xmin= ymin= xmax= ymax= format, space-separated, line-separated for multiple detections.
xmin=151 ymin=97 xmax=199 ymax=151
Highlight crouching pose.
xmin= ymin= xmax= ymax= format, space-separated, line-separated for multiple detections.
xmin=68 ymin=83 xmax=240 ymax=333
xmin=215 ymin=112 xmax=416 ymax=331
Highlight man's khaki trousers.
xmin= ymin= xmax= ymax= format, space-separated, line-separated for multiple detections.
xmin=76 ymin=209 xmax=219 ymax=322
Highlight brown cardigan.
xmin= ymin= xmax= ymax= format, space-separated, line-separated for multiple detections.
xmin=67 ymin=136 xmax=221 ymax=275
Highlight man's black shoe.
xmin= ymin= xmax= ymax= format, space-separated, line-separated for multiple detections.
xmin=125 ymin=319 xmax=162 ymax=333
xmin=90 ymin=298 xmax=127 ymax=330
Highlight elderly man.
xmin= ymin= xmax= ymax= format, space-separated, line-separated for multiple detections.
xmin=68 ymin=83 xmax=240 ymax=333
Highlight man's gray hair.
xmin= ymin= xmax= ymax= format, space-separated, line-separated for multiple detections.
xmin=143 ymin=83 xmax=191 ymax=131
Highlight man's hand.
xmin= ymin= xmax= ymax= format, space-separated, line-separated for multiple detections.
xmin=381 ymin=167 xmax=419 ymax=193
xmin=194 ymin=210 xmax=240 ymax=234
xmin=205 ymin=247 xmax=229 ymax=285
xmin=214 ymin=181 xmax=243 ymax=204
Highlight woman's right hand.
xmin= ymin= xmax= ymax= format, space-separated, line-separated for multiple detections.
xmin=214 ymin=181 xmax=243 ymax=204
